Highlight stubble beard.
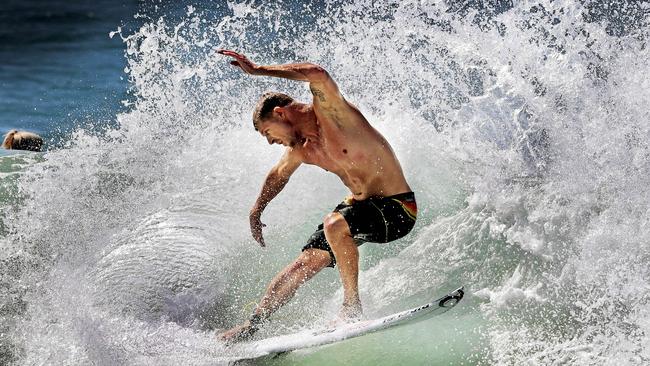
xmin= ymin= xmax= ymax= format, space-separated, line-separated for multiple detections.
xmin=289 ymin=131 xmax=303 ymax=148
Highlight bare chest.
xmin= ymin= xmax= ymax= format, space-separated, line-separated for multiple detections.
xmin=301 ymin=134 xmax=363 ymax=174
xmin=305 ymin=144 xmax=371 ymax=196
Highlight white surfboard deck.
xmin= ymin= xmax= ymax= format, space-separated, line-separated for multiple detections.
xmin=235 ymin=286 xmax=464 ymax=357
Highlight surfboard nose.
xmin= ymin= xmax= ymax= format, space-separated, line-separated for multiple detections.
xmin=438 ymin=287 xmax=464 ymax=308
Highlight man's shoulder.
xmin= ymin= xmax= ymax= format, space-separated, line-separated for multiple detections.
xmin=314 ymin=100 xmax=369 ymax=131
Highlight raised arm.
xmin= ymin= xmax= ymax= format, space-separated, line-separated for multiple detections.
xmin=217 ymin=49 xmax=344 ymax=109
xmin=249 ymin=148 xmax=302 ymax=247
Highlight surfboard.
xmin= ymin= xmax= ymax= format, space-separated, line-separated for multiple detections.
xmin=240 ymin=286 xmax=464 ymax=357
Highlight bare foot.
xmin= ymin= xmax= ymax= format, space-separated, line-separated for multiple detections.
xmin=328 ymin=302 xmax=363 ymax=328
xmin=339 ymin=301 xmax=363 ymax=320
xmin=216 ymin=321 xmax=258 ymax=344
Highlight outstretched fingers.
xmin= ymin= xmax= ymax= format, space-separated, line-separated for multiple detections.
xmin=217 ymin=49 xmax=245 ymax=60
xmin=216 ymin=48 xmax=238 ymax=56
xmin=217 ymin=49 xmax=257 ymax=74
xmin=255 ymin=234 xmax=266 ymax=247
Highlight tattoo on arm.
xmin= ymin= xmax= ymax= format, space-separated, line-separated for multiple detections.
xmin=310 ymin=85 xmax=326 ymax=103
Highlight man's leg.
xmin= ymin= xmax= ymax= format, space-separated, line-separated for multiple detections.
xmin=217 ymin=248 xmax=331 ymax=342
xmin=255 ymin=248 xmax=331 ymax=316
xmin=323 ymin=212 xmax=362 ymax=320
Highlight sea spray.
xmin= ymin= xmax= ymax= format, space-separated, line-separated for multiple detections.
xmin=1 ymin=1 xmax=649 ymax=364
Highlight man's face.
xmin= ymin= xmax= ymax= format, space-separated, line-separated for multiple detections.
xmin=257 ymin=118 xmax=297 ymax=147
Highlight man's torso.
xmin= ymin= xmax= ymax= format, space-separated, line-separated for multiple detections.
xmin=296 ymin=101 xmax=411 ymax=200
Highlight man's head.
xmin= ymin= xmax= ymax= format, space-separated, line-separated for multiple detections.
xmin=3 ymin=130 xmax=43 ymax=151
xmin=252 ymin=92 xmax=294 ymax=131
xmin=252 ymin=92 xmax=301 ymax=147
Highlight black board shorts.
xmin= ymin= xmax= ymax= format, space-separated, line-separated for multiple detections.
xmin=302 ymin=192 xmax=417 ymax=267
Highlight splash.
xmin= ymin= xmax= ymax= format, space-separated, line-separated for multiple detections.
xmin=2 ymin=0 xmax=649 ymax=364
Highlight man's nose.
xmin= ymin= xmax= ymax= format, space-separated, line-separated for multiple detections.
xmin=266 ymin=136 xmax=273 ymax=145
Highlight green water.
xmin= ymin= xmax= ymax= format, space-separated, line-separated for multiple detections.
xmin=0 ymin=153 xmax=42 ymax=236
xmin=254 ymin=309 xmax=490 ymax=365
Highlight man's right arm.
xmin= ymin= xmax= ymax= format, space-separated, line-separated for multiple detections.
xmin=250 ymin=149 xmax=302 ymax=246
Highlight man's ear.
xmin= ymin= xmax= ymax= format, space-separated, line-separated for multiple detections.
xmin=272 ymin=106 xmax=285 ymax=118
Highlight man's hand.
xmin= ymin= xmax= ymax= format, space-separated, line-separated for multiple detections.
xmin=216 ymin=49 xmax=327 ymax=84
xmin=249 ymin=209 xmax=267 ymax=247
xmin=217 ymin=49 xmax=260 ymax=75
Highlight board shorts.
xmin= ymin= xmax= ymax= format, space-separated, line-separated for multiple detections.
xmin=302 ymin=192 xmax=417 ymax=267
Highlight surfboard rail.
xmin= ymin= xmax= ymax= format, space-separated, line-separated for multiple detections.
xmin=247 ymin=286 xmax=465 ymax=356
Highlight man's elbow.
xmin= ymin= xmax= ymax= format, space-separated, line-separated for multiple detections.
xmin=304 ymin=63 xmax=329 ymax=82
xmin=275 ymin=169 xmax=293 ymax=183
xmin=268 ymin=168 xmax=290 ymax=183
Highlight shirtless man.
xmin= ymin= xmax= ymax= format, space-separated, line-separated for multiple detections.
xmin=216 ymin=49 xmax=418 ymax=343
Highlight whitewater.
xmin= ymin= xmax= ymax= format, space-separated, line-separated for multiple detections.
xmin=1 ymin=1 xmax=649 ymax=364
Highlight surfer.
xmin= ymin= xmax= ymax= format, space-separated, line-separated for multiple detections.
xmin=216 ymin=49 xmax=417 ymax=343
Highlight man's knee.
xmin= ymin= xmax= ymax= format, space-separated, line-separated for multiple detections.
xmin=323 ymin=212 xmax=351 ymax=237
